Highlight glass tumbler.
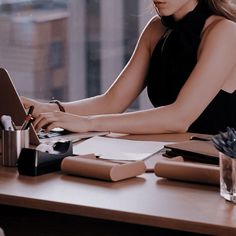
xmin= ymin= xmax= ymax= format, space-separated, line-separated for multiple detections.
xmin=219 ymin=152 xmax=236 ymax=203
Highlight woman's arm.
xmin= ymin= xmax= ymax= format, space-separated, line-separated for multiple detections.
xmin=34 ymin=19 xmax=236 ymax=134
xmin=92 ymin=19 xmax=236 ymax=134
xmin=22 ymin=17 xmax=165 ymax=117
xmin=92 ymin=19 xmax=236 ymax=133
xmin=62 ymin=17 xmax=165 ymax=115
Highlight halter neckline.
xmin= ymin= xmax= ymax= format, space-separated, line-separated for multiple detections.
xmin=161 ymin=1 xmax=212 ymax=33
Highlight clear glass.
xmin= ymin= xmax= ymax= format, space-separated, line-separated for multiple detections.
xmin=219 ymin=152 xmax=236 ymax=203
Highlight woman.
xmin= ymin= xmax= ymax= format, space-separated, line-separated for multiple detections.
xmin=22 ymin=0 xmax=236 ymax=135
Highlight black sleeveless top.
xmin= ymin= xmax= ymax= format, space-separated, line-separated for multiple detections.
xmin=146 ymin=1 xmax=236 ymax=134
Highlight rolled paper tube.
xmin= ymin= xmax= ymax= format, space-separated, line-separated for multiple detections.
xmin=61 ymin=155 xmax=146 ymax=182
xmin=155 ymin=157 xmax=219 ymax=185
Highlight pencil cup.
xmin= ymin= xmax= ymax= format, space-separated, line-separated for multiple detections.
xmin=1 ymin=128 xmax=29 ymax=167
xmin=219 ymin=152 xmax=236 ymax=203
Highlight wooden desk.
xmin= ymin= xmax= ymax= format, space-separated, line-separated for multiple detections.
xmin=0 ymin=133 xmax=236 ymax=236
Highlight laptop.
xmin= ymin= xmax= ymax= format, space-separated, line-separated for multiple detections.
xmin=0 ymin=68 xmax=108 ymax=145
xmin=164 ymin=140 xmax=219 ymax=165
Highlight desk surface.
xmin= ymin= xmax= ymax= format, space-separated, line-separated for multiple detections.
xmin=0 ymin=133 xmax=236 ymax=235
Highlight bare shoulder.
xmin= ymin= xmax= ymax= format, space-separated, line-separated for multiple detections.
xmin=211 ymin=16 xmax=235 ymax=31
xmin=144 ymin=16 xmax=165 ymax=33
xmin=202 ymin=16 xmax=236 ymax=43
xmin=199 ymin=16 xmax=236 ymax=55
xmin=198 ymin=16 xmax=236 ymax=92
xmin=141 ymin=16 xmax=166 ymax=53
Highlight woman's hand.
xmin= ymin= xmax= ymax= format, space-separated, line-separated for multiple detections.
xmin=33 ymin=111 xmax=91 ymax=133
xmin=20 ymin=96 xmax=59 ymax=117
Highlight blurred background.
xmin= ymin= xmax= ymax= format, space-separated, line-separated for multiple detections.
xmin=0 ymin=0 xmax=155 ymax=110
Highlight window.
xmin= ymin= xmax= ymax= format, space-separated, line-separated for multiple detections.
xmin=0 ymin=0 xmax=154 ymax=109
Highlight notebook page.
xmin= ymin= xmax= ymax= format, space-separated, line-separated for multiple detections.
xmin=73 ymin=136 xmax=174 ymax=161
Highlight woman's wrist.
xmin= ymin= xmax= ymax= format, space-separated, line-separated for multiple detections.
xmin=30 ymin=101 xmax=56 ymax=115
xmin=88 ymin=115 xmax=102 ymax=132
xmin=49 ymin=100 xmax=65 ymax=112
xmin=45 ymin=102 xmax=58 ymax=112
xmin=88 ymin=114 xmax=114 ymax=132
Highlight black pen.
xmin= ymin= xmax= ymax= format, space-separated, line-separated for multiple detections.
xmin=190 ymin=136 xmax=211 ymax=141
xmin=25 ymin=116 xmax=35 ymax=130
xmin=27 ymin=105 xmax=34 ymax=116
xmin=21 ymin=106 xmax=35 ymax=130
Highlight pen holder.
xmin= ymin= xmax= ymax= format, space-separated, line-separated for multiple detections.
xmin=1 ymin=128 xmax=29 ymax=167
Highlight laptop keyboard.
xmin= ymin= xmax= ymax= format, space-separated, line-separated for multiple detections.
xmin=38 ymin=129 xmax=70 ymax=139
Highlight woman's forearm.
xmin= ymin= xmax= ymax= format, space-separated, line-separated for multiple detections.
xmin=89 ymin=105 xmax=189 ymax=134
xmin=61 ymin=94 xmax=123 ymax=116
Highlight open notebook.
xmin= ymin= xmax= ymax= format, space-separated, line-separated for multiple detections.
xmin=0 ymin=68 xmax=108 ymax=145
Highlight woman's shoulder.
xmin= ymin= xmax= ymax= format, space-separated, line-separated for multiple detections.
xmin=141 ymin=16 xmax=166 ymax=53
xmin=199 ymin=15 xmax=236 ymax=53
xmin=147 ymin=16 xmax=163 ymax=27
xmin=202 ymin=15 xmax=236 ymax=39
xmin=146 ymin=16 xmax=165 ymax=33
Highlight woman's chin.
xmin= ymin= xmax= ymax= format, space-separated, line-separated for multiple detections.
xmin=158 ymin=10 xmax=172 ymax=17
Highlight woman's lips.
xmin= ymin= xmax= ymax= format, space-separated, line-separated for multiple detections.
xmin=154 ymin=1 xmax=166 ymax=7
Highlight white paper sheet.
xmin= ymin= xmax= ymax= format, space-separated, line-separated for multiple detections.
xmin=73 ymin=136 xmax=174 ymax=161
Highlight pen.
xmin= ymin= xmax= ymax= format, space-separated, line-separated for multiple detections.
xmin=11 ymin=120 xmax=17 ymax=130
xmin=27 ymin=105 xmax=34 ymax=116
xmin=25 ymin=116 xmax=34 ymax=130
xmin=190 ymin=136 xmax=211 ymax=141
xmin=21 ymin=106 xmax=35 ymax=130
xmin=21 ymin=115 xmax=34 ymax=130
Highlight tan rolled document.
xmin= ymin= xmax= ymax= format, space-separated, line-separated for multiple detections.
xmin=154 ymin=157 xmax=220 ymax=185
xmin=61 ymin=155 xmax=146 ymax=182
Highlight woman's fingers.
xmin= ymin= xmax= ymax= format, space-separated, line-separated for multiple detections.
xmin=20 ymin=96 xmax=33 ymax=109
xmin=20 ymin=96 xmax=40 ymax=117
xmin=34 ymin=112 xmax=59 ymax=132
xmin=44 ymin=122 xmax=62 ymax=133
xmin=32 ymin=111 xmax=90 ymax=133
